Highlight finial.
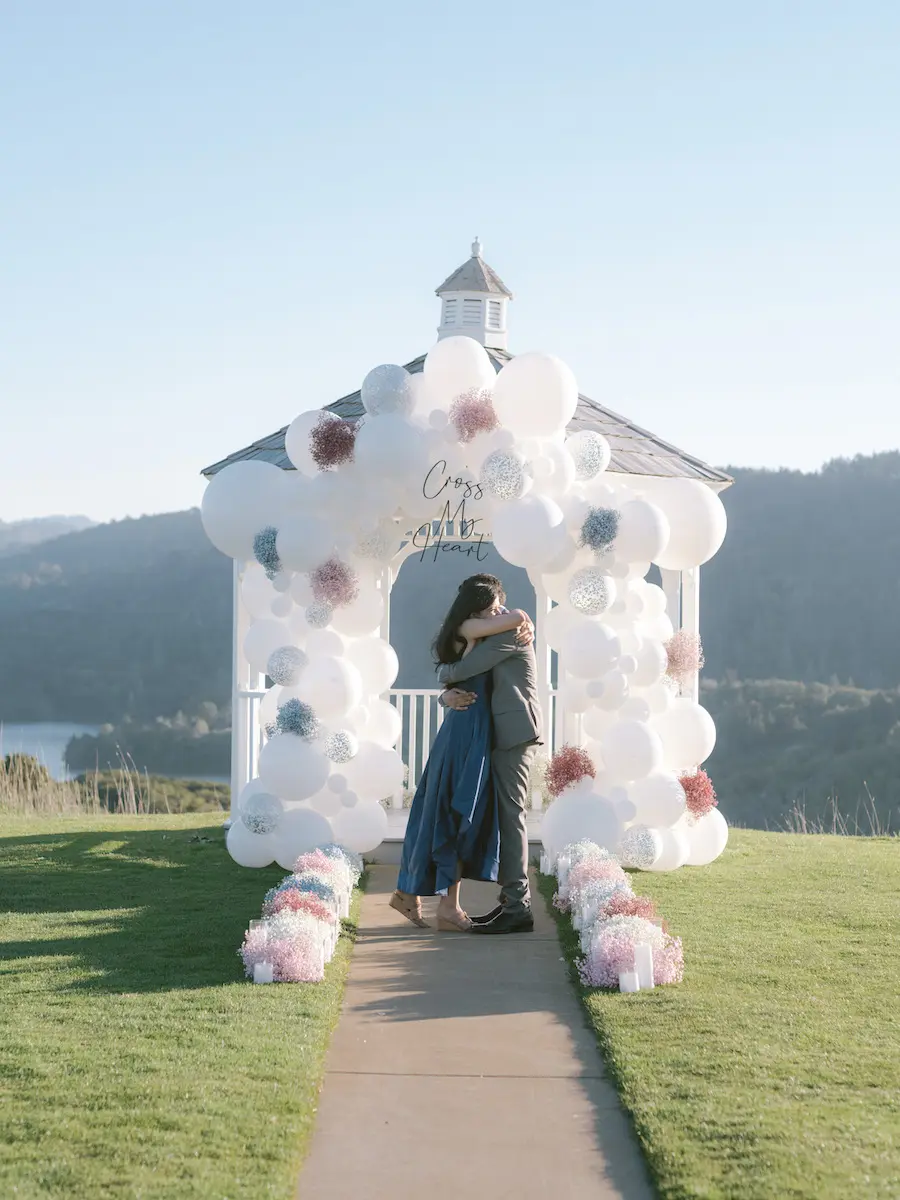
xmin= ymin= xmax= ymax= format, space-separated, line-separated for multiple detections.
xmin=472 ymin=236 xmax=482 ymax=258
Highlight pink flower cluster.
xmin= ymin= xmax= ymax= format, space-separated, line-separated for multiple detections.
xmin=265 ymin=890 xmax=336 ymax=923
xmin=294 ymin=849 xmax=335 ymax=876
xmin=680 ymin=768 xmax=718 ymax=819
xmin=310 ymin=414 xmax=358 ymax=470
xmin=556 ymin=857 xmax=626 ymax=913
xmin=449 ymin=388 xmax=500 ymax=443
xmin=598 ymin=892 xmax=658 ymax=922
xmin=310 ymin=556 xmax=360 ymax=608
xmin=238 ymin=923 xmax=324 ymax=984
xmin=578 ymin=918 xmax=684 ymax=989
xmin=546 ymin=745 xmax=596 ymax=799
xmin=664 ymin=630 xmax=705 ymax=686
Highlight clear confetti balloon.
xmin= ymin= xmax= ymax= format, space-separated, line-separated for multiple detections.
xmin=267 ymin=645 xmax=309 ymax=686
xmin=566 ymin=430 xmax=611 ymax=481
xmin=480 ymin=449 xmax=528 ymax=501
xmin=323 ymin=730 xmax=359 ymax=764
xmin=240 ymin=791 xmax=283 ymax=836
xmin=567 ymin=567 xmax=615 ymax=616
xmin=305 ymin=599 xmax=334 ymax=629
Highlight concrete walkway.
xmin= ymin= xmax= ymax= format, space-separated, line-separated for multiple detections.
xmin=297 ymin=867 xmax=655 ymax=1199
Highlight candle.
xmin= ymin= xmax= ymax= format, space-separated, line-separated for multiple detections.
xmin=634 ymin=943 xmax=655 ymax=990
xmin=531 ymin=788 xmax=543 ymax=812
xmin=557 ymin=854 xmax=571 ymax=894
xmin=253 ymin=961 xmax=274 ymax=984
xmin=618 ymin=971 xmax=640 ymax=993
xmin=572 ymin=908 xmax=583 ymax=931
xmin=249 ymin=919 xmax=264 ymax=930
xmin=539 ymin=852 xmax=550 ymax=875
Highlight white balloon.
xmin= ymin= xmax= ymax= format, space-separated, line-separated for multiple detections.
xmin=601 ymin=720 xmax=664 ymax=782
xmin=615 ymin=499 xmax=670 ymax=564
xmin=557 ymin=675 xmax=592 ymax=715
xmin=362 ymin=698 xmax=402 ymax=747
xmin=646 ymin=822 xmax=690 ymax=872
xmin=423 ymin=336 xmax=496 ymax=408
xmin=684 ymin=808 xmax=729 ymax=866
xmin=540 ymin=790 xmax=623 ymax=858
xmin=565 ymin=430 xmax=611 ymax=481
xmin=285 ymin=410 xmax=337 ymax=476
xmin=562 ymin=620 xmax=620 ymax=679
xmin=295 ymin=656 xmax=364 ymax=723
xmin=620 ymin=695 xmax=652 ymax=722
xmin=226 ymin=820 xmax=278 ymax=868
xmin=271 ymin=593 xmax=292 ymax=619
xmin=654 ymin=698 xmax=717 ymax=770
xmin=331 ymin=800 xmax=389 ymax=854
xmin=201 ymin=461 xmax=290 ymax=561
xmin=593 ymin=669 xmax=629 ymax=711
xmin=276 ymin=516 xmax=334 ymax=573
xmin=538 ymin=441 xmax=577 ymax=498
xmin=361 ymin=364 xmax=414 ymax=417
xmin=651 ymin=479 xmax=727 ymax=570
xmin=274 ymin=806 xmax=334 ymax=870
xmin=258 ymin=735 xmax=331 ymax=802
xmin=346 ymin=637 xmax=399 ymax=694
xmin=629 ymin=772 xmax=687 ymax=827
xmin=543 ymin=604 xmax=577 ymax=653
xmin=289 ymin=574 xmax=314 ymax=607
xmin=309 ymin=788 xmax=343 ymax=819
xmin=243 ymin=619 xmax=292 ymax=676
xmin=492 ymin=493 xmax=567 ymax=571
xmin=640 ymin=611 xmax=675 ymax=643
xmin=343 ymin=742 xmax=405 ymax=801
xmin=305 ymin=628 xmax=346 ymax=659
xmin=241 ymin=564 xmax=280 ymax=619
xmin=492 ymin=353 xmax=578 ymax=439
xmin=355 ymin=413 xmax=428 ymax=479
xmin=639 ymin=683 xmax=674 ymax=715
xmin=630 ymin=639 xmax=668 ymax=688
xmin=582 ymin=706 xmax=617 ymax=741
xmin=331 ymin=587 xmax=385 ymax=637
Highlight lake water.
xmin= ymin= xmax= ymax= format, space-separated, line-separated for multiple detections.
xmin=0 ymin=723 xmax=100 ymax=781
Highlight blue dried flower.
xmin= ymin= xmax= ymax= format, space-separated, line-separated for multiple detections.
xmin=276 ymin=698 xmax=321 ymax=741
xmin=580 ymin=507 xmax=620 ymax=554
xmin=320 ymin=842 xmax=363 ymax=882
xmin=253 ymin=526 xmax=281 ymax=580
xmin=294 ymin=876 xmax=337 ymax=905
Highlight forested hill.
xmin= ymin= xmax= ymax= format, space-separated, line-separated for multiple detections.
xmin=1 ymin=451 xmax=900 ymax=723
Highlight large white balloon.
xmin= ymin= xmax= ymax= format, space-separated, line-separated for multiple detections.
xmin=295 ymin=656 xmax=364 ymax=723
xmin=274 ymin=806 xmax=334 ymax=870
xmin=601 ymin=720 xmax=664 ymax=782
xmin=562 ymin=620 xmax=620 ymax=679
xmin=615 ymin=499 xmax=670 ymax=564
xmin=241 ymin=564 xmax=280 ymax=619
xmin=361 ymin=698 xmax=402 ymax=747
xmin=630 ymin=639 xmax=668 ymax=688
xmin=355 ymin=414 xmax=428 ymax=480
xmin=361 ymin=364 xmax=415 ymax=417
xmin=346 ymin=637 xmax=399 ymax=694
xmin=331 ymin=800 xmax=389 ymax=854
xmin=276 ymin=515 xmax=334 ymax=572
xmin=201 ymin=461 xmax=289 ymax=560
xmin=331 ymin=587 xmax=385 ymax=637
xmin=243 ymin=620 xmax=293 ymax=676
xmin=684 ymin=808 xmax=729 ymax=866
xmin=258 ymin=735 xmax=331 ymax=802
xmin=491 ymin=493 xmax=567 ymax=571
xmin=285 ymin=410 xmax=337 ymax=476
xmin=645 ymin=822 xmax=690 ymax=872
xmin=343 ymin=741 xmax=406 ymax=801
xmin=654 ymin=698 xmax=717 ymax=770
xmin=226 ymin=820 xmax=278 ymax=868
xmin=423 ymin=336 xmax=496 ymax=408
xmin=540 ymin=790 xmax=623 ymax=858
xmin=651 ymin=479 xmax=727 ymax=570
xmin=629 ymin=772 xmax=687 ymax=827
xmin=492 ymin=353 xmax=579 ymax=438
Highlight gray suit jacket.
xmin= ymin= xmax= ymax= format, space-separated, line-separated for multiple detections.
xmin=438 ymin=633 xmax=542 ymax=752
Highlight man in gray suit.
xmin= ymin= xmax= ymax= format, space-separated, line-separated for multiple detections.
xmin=438 ymin=574 xmax=542 ymax=934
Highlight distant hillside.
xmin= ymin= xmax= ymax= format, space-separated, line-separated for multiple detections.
xmin=0 ymin=515 xmax=95 ymax=556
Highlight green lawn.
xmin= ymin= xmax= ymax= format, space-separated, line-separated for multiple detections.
xmin=541 ymin=828 xmax=900 ymax=1199
xmin=0 ymin=814 xmax=361 ymax=1199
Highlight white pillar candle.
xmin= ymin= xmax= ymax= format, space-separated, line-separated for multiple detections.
xmin=539 ymin=852 xmax=550 ymax=875
xmin=249 ymin=919 xmax=264 ymax=930
xmin=253 ymin=961 xmax=274 ymax=984
xmin=618 ymin=970 xmax=640 ymax=993
xmin=557 ymin=855 xmax=571 ymax=894
xmin=634 ymin=943 xmax=655 ymax=990
xmin=572 ymin=908 xmax=583 ymax=931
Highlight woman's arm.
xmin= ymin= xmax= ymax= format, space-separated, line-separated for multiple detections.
xmin=457 ymin=608 xmax=529 ymax=643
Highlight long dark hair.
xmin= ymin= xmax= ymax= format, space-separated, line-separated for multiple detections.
xmin=432 ymin=574 xmax=506 ymax=666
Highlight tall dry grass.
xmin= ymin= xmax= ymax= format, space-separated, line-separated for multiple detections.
xmin=0 ymin=750 xmax=158 ymax=816
xmin=780 ymin=784 xmax=895 ymax=836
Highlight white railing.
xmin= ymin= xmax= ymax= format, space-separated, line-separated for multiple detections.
xmin=388 ymin=687 xmax=562 ymax=806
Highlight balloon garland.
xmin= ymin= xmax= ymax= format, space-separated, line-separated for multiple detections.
xmin=203 ymin=336 xmax=728 ymax=869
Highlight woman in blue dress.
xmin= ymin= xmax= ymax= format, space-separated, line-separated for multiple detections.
xmin=391 ymin=575 xmax=532 ymax=932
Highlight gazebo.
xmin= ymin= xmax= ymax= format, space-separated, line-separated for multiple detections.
xmin=202 ymin=241 xmax=732 ymax=837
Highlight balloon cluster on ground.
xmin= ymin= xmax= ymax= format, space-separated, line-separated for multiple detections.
xmin=238 ymin=845 xmax=362 ymax=983
xmin=202 ymin=335 xmax=728 ymax=867
xmin=543 ymin=840 xmax=684 ymax=991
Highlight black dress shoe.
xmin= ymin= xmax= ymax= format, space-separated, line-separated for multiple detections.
xmin=469 ymin=904 xmax=504 ymax=926
xmin=470 ymin=907 xmax=534 ymax=935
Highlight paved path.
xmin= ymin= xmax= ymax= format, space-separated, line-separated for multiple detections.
xmin=297 ymin=866 xmax=655 ymax=1199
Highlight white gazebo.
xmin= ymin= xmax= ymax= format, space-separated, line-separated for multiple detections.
xmin=202 ymin=242 xmax=732 ymax=841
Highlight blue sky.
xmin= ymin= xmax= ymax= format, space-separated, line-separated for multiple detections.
xmin=1 ymin=1 xmax=898 ymax=522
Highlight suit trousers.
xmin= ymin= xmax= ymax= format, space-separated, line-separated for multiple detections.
xmin=493 ymin=741 xmax=537 ymax=914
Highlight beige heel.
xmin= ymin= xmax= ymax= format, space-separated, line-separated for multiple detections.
xmin=436 ymin=913 xmax=472 ymax=933
xmin=390 ymin=891 xmax=428 ymax=928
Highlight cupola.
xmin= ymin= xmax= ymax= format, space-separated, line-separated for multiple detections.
xmin=435 ymin=238 xmax=513 ymax=350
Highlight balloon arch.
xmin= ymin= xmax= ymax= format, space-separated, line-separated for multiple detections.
xmin=201 ymin=337 xmax=729 ymax=874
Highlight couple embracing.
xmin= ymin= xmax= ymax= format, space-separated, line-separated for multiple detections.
xmin=391 ymin=573 xmax=542 ymax=935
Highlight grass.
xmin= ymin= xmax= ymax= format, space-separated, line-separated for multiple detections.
xmin=0 ymin=813 xmax=362 ymax=1199
xmin=540 ymin=828 xmax=900 ymax=1200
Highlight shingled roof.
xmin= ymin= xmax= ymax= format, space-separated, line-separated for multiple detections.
xmin=201 ymin=348 xmax=732 ymax=487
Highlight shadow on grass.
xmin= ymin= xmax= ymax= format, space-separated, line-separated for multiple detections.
xmin=0 ymin=826 xmax=310 ymax=994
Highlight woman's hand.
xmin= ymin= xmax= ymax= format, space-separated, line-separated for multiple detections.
xmin=513 ymin=609 xmax=535 ymax=646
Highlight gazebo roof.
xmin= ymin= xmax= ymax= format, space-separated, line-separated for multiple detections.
xmin=201 ymin=347 xmax=732 ymax=487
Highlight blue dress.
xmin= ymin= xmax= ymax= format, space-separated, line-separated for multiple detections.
xmin=397 ymin=672 xmax=499 ymax=896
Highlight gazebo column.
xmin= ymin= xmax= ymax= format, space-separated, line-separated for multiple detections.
xmin=659 ymin=568 xmax=681 ymax=631
xmin=681 ymin=565 xmax=701 ymax=702
xmin=230 ymin=561 xmax=259 ymax=822
xmin=532 ymin=583 xmax=554 ymax=757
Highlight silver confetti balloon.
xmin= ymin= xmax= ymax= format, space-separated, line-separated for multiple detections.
xmin=305 ymin=599 xmax=334 ymax=629
xmin=618 ymin=825 xmax=663 ymax=870
xmin=323 ymin=730 xmax=359 ymax=764
xmin=240 ymin=791 xmax=283 ymax=836
xmin=567 ymin=567 xmax=616 ymax=616
xmin=266 ymin=645 xmax=309 ymax=686
xmin=567 ymin=431 xmax=611 ymax=481
xmin=480 ymin=449 xmax=527 ymax=501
